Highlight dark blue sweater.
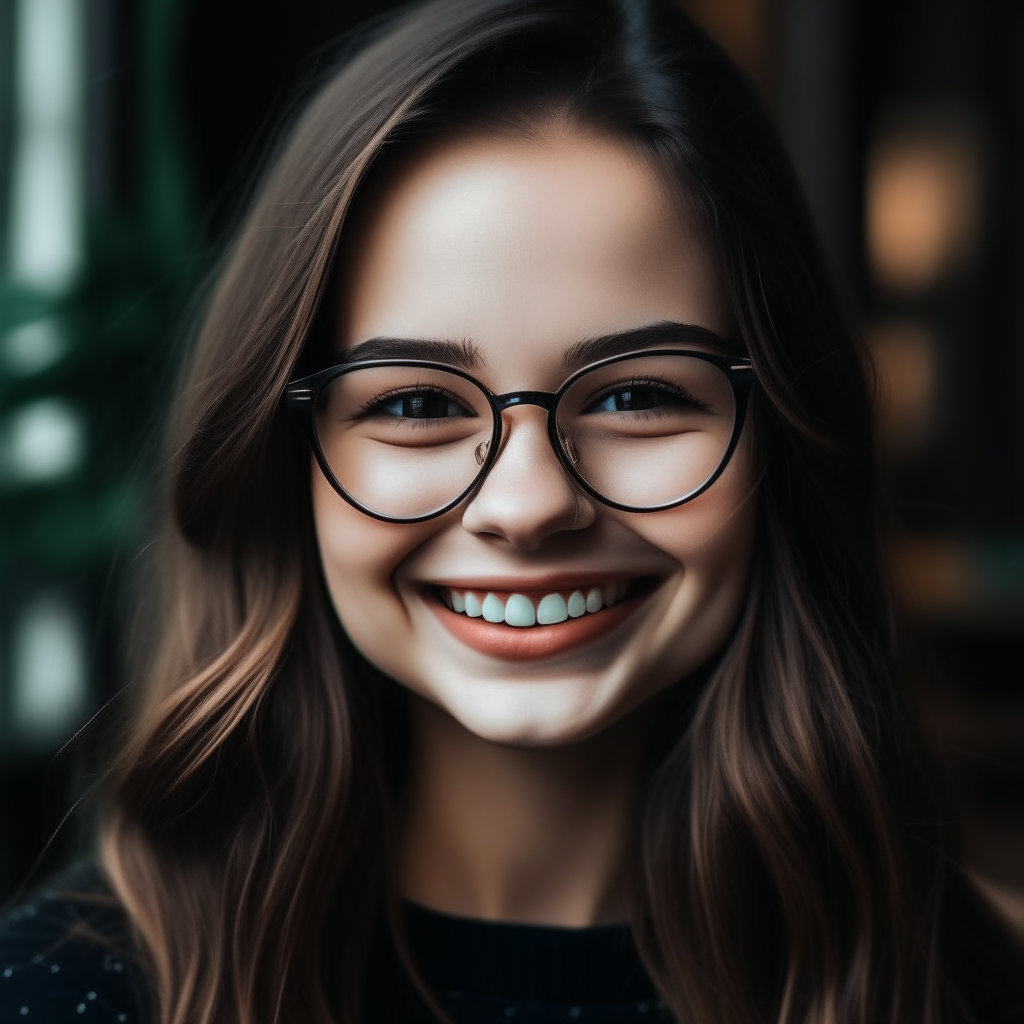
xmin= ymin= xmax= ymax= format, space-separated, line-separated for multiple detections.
xmin=0 ymin=866 xmax=667 ymax=1023
xmin=2 ymin=864 xmax=1022 ymax=1023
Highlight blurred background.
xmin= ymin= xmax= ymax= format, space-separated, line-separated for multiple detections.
xmin=0 ymin=0 xmax=1021 ymax=932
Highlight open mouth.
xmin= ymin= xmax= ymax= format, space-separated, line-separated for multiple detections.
xmin=424 ymin=577 xmax=661 ymax=659
xmin=433 ymin=577 xmax=656 ymax=627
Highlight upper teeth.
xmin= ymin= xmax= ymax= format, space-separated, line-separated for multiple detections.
xmin=442 ymin=582 xmax=631 ymax=627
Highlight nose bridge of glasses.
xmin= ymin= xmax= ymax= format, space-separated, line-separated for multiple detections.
xmin=493 ymin=390 xmax=557 ymax=413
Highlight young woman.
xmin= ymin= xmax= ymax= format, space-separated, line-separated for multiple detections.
xmin=1 ymin=1 xmax=1021 ymax=1022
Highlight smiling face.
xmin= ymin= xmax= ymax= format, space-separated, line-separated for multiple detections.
xmin=313 ymin=127 xmax=757 ymax=746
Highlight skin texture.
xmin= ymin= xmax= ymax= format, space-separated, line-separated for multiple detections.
xmin=314 ymin=126 xmax=758 ymax=924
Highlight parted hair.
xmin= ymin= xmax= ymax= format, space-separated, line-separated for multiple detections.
xmin=101 ymin=1 xmax=1007 ymax=1022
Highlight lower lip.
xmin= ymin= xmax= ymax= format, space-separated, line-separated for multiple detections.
xmin=426 ymin=588 xmax=654 ymax=660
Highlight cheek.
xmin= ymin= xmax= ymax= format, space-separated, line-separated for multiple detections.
xmin=311 ymin=467 xmax=430 ymax=629
xmin=642 ymin=427 xmax=756 ymax=558
xmin=632 ymin=438 xmax=758 ymax=663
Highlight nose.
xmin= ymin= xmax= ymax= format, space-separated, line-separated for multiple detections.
xmin=461 ymin=406 xmax=596 ymax=549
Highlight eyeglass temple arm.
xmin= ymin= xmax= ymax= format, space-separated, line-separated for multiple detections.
xmin=284 ymin=385 xmax=316 ymax=412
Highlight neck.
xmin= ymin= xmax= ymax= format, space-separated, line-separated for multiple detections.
xmin=399 ymin=696 xmax=652 ymax=927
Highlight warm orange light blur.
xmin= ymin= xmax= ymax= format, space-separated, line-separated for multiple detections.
xmin=680 ymin=0 xmax=771 ymax=90
xmin=867 ymin=125 xmax=979 ymax=291
xmin=869 ymin=320 xmax=935 ymax=455
xmin=892 ymin=536 xmax=976 ymax=616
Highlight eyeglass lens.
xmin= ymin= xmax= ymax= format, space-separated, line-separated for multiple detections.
xmin=314 ymin=355 xmax=736 ymax=520
xmin=554 ymin=354 xmax=735 ymax=509
xmin=315 ymin=365 xmax=494 ymax=519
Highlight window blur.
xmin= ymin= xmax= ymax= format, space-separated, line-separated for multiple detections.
xmin=0 ymin=0 xmax=1021 ymax=936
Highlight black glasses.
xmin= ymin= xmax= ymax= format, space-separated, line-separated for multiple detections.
xmin=284 ymin=349 xmax=754 ymax=524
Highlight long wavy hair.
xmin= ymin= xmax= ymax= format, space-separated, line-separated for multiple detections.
xmin=99 ymin=1 xmax=1001 ymax=1022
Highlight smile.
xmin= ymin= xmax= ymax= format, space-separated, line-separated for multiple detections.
xmin=437 ymin=580 xmax=640 ymax=626
xmin=425 ymin=577 xmax=660 ymax=660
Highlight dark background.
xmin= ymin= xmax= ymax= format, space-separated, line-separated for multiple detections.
xmin=0 ymin=0 xmax=1021 ymax=935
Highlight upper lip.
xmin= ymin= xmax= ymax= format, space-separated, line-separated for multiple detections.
xmin=420 ymin=571 xmax=660 ymax=593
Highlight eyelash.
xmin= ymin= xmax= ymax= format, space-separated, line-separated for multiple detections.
xmin=360 ymin=386 xmax=474 ymax=421
xmin=587 ymin=376 xmax=709 ymax=412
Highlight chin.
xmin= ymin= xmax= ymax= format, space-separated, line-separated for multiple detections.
xmin=416 ymin=671 xmax=642 ymax=748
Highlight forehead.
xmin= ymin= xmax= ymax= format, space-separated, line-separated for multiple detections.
xmin=336 ymin=129 xmax=732 ymax=390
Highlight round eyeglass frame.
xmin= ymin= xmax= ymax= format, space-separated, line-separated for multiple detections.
xmin=284 ymin=348 xmax=755 ymax=524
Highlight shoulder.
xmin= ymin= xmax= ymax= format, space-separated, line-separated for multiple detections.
xmin=0 ymin=864 xmax=149 ymax=1024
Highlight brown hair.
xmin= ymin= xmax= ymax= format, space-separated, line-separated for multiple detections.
xmin=101 ymin=1 xmax=1004 ymax=1021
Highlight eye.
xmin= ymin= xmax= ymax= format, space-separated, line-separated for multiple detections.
xmin=371 ymin=389 xmax=474 ymax=420
xmin=592 ymin=387 xmax=661 ymax=412
xmin=586 ymin=381 xmax=702 ymax=414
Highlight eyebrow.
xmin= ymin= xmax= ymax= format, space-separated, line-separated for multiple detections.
xmin=340 ymin=336 xmax=483 ymax=369
xmin=561 ymin=321 xmax=736 ymax=374
xmin=338 ymin=321 xmax=735 ymax=374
